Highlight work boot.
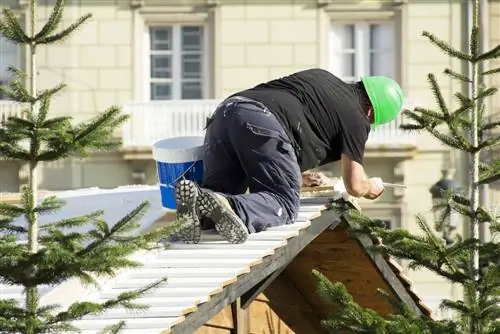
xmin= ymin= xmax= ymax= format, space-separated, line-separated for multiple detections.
xmin=173 ymin=179 xmax=202 ymax=243
xmin=197 ymin=190 xmax=249 ymax=244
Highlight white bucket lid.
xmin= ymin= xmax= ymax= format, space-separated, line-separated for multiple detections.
xmin=153 ymin=136 xmax=205 ymax=163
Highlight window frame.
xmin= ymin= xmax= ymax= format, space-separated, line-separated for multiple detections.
xmin=328 ymin=20 xmax=396 ymax=83
xmin=143 ymin=23 xmax=210 ymax=101
xmin=132 ymin=4 xmax=214 ymax=102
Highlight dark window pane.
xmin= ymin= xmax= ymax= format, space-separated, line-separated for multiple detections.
xmin=182 ymin=54 xmax=202 ymax=79
xmin=150 ymin=83 xmax=171 ymax=100
xmin=181 ymin=81 xmax=202 ymax=99
xmin=181 ymin=26 xmax=203 ymax=51
xmin=150 ymin=27 xmax=172 ymax=51
xmin=150 ymin=55 xmax=172 ymax=78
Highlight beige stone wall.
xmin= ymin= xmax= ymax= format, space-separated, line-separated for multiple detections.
xmin=217 ymin=3 xmax=318 ymax=98
xmin=35 ymin=0 xmax=133 ymax=121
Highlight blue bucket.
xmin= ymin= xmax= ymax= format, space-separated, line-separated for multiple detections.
xmin=153 ymin=136 xmax=205 ymax=210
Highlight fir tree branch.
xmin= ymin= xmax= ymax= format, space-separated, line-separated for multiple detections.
xmin=77 ymin=201 xmax=150 ymax=258
xmin=0 ymin=8 xmax=30 ymax=44
xmin=34 ymin=0 xmax=65 ymax=40
xmin=475 ymin=87 xmax=498 ymax=101
xmin=0 ymin=202 xmax=26 ymax=216
xmin=47 ymin=277 xmax=168 ymax=325
xmin=482 ymin=67 xmax=500 ymax=76
xmin=444 ymin=68 xmax=472 ymax=83
xmin=42 ymin=211 xmax=103 ymax=229
xmin=476 ymin=44 xmax=500 ymax=61
xmin=422 ymin=31 xmax=472 ymax=61
xmin=0 ymin=78 xmax=35 ymax=103
xmin=428 ymin=74 xmax=450 ymax=117
xmin=477 ymin=138 xmax=500 ymax=155
xmin=34 ymin=195 xmax=64 ymax=215
xmin=426 ymin=126 xmax=471 ymax=152
xmin=98 ymin=321 xmax=126 ymax=334
xmin=481 ymin=120 xmax=500 ymax=132
xmin=36 ymin=14 xmax=92 ymax=45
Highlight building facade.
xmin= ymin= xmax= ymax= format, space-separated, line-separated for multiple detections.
xmin=0 ymin=0 xmax=499 ymax=318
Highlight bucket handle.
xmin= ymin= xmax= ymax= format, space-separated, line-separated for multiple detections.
xmin=164 ymin=160 xmax=200 ymax=188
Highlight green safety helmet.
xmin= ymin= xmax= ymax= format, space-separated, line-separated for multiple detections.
xmin=361 ymin=76 xmax=404 ymax=127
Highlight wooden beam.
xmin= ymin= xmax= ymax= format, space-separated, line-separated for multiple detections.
xmin=230 ymin=298 xmax=249 ymax=334
xmin=240 ymin=264 xmax=289 ymax=309
xmin=169 ymin=209 xmax=342 ymax=334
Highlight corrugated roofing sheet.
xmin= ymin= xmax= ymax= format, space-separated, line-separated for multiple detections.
xmin=0 ymin=186 xmax=164 ymax=308
xmin=71 ymin=201 xmax=328 ymax=333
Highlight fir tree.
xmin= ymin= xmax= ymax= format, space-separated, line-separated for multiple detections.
xmin=0 ymin=0 xmax=180 ymax=332
xmin=313 ymin=0 xmax=500 ymax=333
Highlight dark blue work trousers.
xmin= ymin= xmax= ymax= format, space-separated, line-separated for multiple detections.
xmin=201 ymin=96 xmax=301 ymax=234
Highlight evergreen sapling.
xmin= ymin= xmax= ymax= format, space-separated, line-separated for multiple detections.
xmin=0 ymin=0 xmax=182 ymax=332
xmin=313 ymin=1 xmax=500 ymax=333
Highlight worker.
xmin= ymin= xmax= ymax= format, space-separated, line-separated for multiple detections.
xmin=173 ymin=68 xmax=404 ymax=244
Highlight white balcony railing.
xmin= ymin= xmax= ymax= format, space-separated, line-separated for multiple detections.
xmin=0 ymin=101 xmax=27 ymax=126
xmin=121 ymin=99 xmax=417 ymax=149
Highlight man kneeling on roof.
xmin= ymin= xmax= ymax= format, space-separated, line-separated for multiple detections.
xmin=174 ymin=68 xmax=404 ymax=244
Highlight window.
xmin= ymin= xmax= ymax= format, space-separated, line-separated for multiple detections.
xmin=329 ymin=22 xmax=395 ymax=83
xmin=0 ymin=35 xmax=20 ymax=100
xmin=147 ymin=25 xmax=206 ymax=100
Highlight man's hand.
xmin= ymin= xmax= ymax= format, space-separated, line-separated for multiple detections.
xmin=364 ymin=177 xmax=385 ymax=200
xmin=301 ymin=171 xmax=331 ymax=187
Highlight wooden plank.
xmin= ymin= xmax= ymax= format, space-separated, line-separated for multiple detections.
xmin=168 ymin=210 xmax=342 ymax=334
xmin=231 ymin=298 xmax=249 ymax=334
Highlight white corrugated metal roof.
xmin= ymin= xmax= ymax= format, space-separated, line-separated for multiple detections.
xmin=0 ymin=186 xmax=165 ymax=307
xmin=1 ymin=185 xmax=332 ymax=333
xmin=71 ymin=202 xmax=328 ymax=333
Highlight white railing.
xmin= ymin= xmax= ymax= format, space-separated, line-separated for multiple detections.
xmin=122 ymin=100 xmax=417 ymax=148
xmin=0 ymin=101 xmax=27 ymax=125
xmin=122 ymin=100 xmax=220 ymax=148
